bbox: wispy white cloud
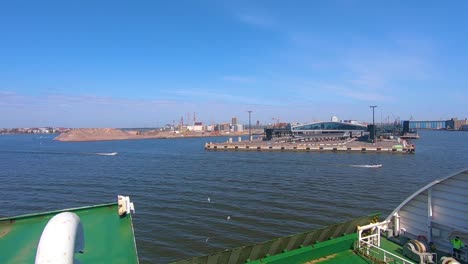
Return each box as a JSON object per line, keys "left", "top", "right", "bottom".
{"left": 0, "top": 92, "right": 191, "bottom": 127}
{"left": 222, "top": 75, "right": 256, "bottom": 83}
{"left": 0, "top": 90, "right": 16, "bottom": 96}
{"left": 346, "top": 54, "right": 431, "bottom": 82}
{"left": 287, "top": 42, "right": 433, "bottom": 102}
{"left": 337, "top": 49, "right": 433, "bottom": 102}
{"left": 0, "top": 90, "right": 286, "bottom": 127}
{"left": 336, "top": 88, "right": 395, "bottom": 102}
{"left": 170, "top": 89, "right": 276, "bottom": 106}
{"left": 0, "top": 90, "right": 38, "bottom": 107}
{"left": 238, "top": 13, "right": 274, "bottom": 28}
{"left": 280, "top": 79, "right": 395, "bottom": 103}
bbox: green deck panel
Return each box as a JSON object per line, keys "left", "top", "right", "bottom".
{"left": 250, "top": 235, "right": 415, "bottom": 264}
{"left": 246, "top": 233, "right": 368, "bottom": 264}
{"left": 0, "top": 203, "right": 138, "bottom": 264}
{"left": 304, "top": 250, "right": 370, "bottom": 264}
{"left": 316, "top": 250, "right": 369, "bottom": 264}
{"left": 168, "top": 212, "right": 422, "bottom": 264}
{"left": 176, "top": 228, "right": 418, "bottom": 264}
{"left": 380, "top": 237, "right": 408, "bottom": 260}
{"left": 172, "top": 214, "right": 381, "bottom": 264}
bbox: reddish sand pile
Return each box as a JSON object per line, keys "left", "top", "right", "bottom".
{"left": 54, "top": 128, "right": 250, "bottom": 142}
{"left": 54, "top": 128, "right": 134, "bottom": 142}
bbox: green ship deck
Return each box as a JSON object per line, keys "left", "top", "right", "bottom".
{"left": 242, "top": 236, "right": 414, "bottom": 264}
{"left": 172, "top": 169, "right": 468, "bottom": 264}
{"left": 2, "top": 169, "right": 465, "bottom": 263}
{"left": 0, "top": 202, "right": 138, "bottom": 264}
{"left": 171, "top": 214, "right": 408, "bottom": 264}
{"left": 170, "top": 214, "right": 453, "bottom": 264}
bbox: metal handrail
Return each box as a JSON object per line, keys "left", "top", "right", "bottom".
{"left": 357, "top": 239, "right": 414, "bottom": 264}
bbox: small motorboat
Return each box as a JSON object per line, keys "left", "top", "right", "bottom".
{"left": 96, "top": 152, "right": 118, "bottom": 156}
{"left": 350, "top": 164, "right": 382, "bottom": 168}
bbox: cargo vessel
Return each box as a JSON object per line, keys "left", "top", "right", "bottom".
{"left": 1, "top": 170, "right": 466, "bottom": 263}
{"left": 173, "top": 169, "right": 467, "bottom": 264}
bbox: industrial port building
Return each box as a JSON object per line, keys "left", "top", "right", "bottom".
{"left": 291, "top": 121, "right": 367, "bottom": 136}
{"left": 404, "top": 118, "right": 468, "bottom": 130}
{"left": 265, "top": 121, "right": 368, "bottom": 140}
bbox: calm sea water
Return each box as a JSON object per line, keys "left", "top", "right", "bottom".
{"left": 0, "top": 131, "right": 466, "bottom": 263}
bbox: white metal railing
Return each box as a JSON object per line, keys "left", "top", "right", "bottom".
{"left": 356, "top": 239, "right": 415, "bottom": 264}
{"left": 361, "top": 233, "right": 379, "bottom": 247}
{"left": 356, "top": 221, "right": 416, "bottom": 264}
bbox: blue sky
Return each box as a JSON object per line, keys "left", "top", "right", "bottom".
{"left": 1, "top": 1, "right": 467, "bottom": 128}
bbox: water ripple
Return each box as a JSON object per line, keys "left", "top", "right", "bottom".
{"left": 0, "top": 131, "right": 466, "bottom": 263}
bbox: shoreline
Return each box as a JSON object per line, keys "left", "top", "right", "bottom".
{"left": 53, "top": 128, "right": 258, "bottom": 142}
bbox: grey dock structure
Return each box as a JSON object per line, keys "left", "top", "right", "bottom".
{"left": 205, "top": 139, "right": 415, "bottom": 154}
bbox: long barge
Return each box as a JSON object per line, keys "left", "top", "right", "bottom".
{"left": 205, "top": 138, "right": 416, "bottom": 153}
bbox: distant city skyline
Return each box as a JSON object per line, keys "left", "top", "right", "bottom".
{"left": 1, "top": 1, "right": 467, "bottom": 128}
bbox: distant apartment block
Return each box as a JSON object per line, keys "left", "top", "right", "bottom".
{"left": 231, "top": 117, "right": 237, "bottom": 126}
{"left": 0, "top": 127, "right": 69, "bottom": 134}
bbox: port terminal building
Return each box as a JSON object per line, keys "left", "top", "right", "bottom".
{"left": 291, "top": 122, "right": 367, "bottom": 137}
{"left": 264, "top": 121, "right": 368, "bottom": 141}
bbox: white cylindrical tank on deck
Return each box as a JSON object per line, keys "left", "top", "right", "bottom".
{"left": 35, "top": 212, "right": 84, "bottom": 264}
